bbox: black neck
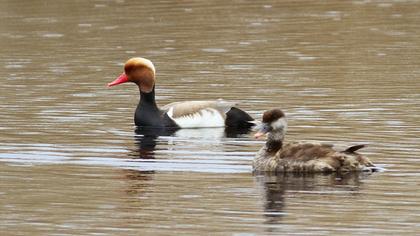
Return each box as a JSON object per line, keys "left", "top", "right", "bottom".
{"left": 266, "top": 140, "right": 283, "bottom": 154}
{"left": 135, "top": 86, "right": 162, "bottom": 127}
{"left": 139, "top": 86, "right": 157, "bottom": 106}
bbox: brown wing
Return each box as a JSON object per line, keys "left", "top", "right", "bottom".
{"left": 278, "top": 142, "right": 336, "bottom": 161}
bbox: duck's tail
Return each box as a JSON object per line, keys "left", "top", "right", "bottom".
{"left": 225, "top": 107, "right": 255, "bottom": 129}
{"left": 343, "top": 144, "right": 366, "bottom": 153}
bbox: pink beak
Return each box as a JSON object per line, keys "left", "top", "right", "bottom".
{"left": 107, "top": 73, "right": 129, "bottom": 87}
{"left": 254, "top": 132, "right": 266, "bottom": 139}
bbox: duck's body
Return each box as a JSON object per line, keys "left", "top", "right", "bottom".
{"left": 254, "top": 141, "right": 375, "bottom": 173}
{"left": 253, "top": 109, "right": 376, "bottom": 173}
{"left": 108, "top": 57, "right": 254, "bottom": 129}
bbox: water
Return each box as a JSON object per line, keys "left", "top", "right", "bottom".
{"left": 1, "top": 0, "right": 420, "bottom": 235}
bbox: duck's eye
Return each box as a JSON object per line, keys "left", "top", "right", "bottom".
{"left": 256, "top": 123, "right": 272, "bottom": 134}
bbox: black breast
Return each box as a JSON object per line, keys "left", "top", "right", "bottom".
{"left": 134, "top": 87, "right": 179, "bottom": 129}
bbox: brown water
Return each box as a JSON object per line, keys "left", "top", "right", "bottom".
{"left": 1, "top": 0, "right": 420, "bottom": 235}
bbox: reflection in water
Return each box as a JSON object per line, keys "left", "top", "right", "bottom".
{"left": 132, "top": 126, "right": 252, "bottom": 159}
{"left": 255, "top": 172, "right": 370, "bottom": 225}
{"left": 225, "top": 126, "right": 254, "bottom": 138}
{"left": 174, "top": 126, "right": 252, "bottom": 139}
{"left": 132, "top": 127, "right": 176, "bottom": 159}
{"left": 122, "top": 169, "right": 154, "bottom": 196}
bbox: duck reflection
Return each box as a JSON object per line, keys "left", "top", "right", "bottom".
{"left": 123, "top": 126, "right": 252, "bottom": 198}
{"left": 122, "top": 169, "right": 155, "bottom": 195}
{"left": 131, "top": 127, "right": 176, "bottom": 159}
{"left": 131, "top": 126, "right": 252, "bottom": 159}
{"left": 255, "top": 172, "right": 372, "bottom": 225}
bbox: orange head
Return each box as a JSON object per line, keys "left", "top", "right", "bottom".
{"left": 108, "top": 57, "right": 156, "bottom": 92}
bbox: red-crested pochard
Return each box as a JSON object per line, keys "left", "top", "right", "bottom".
{"left": 253, "top": 109, "right": 377, "bottom": 173}
{"left": 108, "top": 57, "right": 254, "bottom": 129}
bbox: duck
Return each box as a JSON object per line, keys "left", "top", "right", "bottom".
{"left": 253, "top": 109, "right": 376, "bottom": 173}
{"left": 108, "top": 57, "right": 254, "bottom": 130}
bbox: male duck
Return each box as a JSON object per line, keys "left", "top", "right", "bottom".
{"left": 108, "top": 57, "right": 254, "bottom": 129}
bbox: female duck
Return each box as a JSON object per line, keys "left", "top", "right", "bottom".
{"left": 108, "top": 57, "right": 254, "bottom": 129}
{"left": 253, "top": 109, "right": 376, "bottom": 173}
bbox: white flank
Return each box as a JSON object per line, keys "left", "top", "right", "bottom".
{"left": 167, "top": 107, "right": 225, "bottom": 128}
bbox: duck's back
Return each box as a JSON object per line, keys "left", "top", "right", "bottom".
{"left": 279, "top": 142, "right": 334, "bottom": 161}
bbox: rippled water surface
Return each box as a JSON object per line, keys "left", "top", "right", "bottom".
{"left": 1, "top": 0, "right": 420, "bottom": 235}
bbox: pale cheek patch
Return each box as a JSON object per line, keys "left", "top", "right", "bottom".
{"left": 271, "top": 117, "right": 287, "bottom": 131}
